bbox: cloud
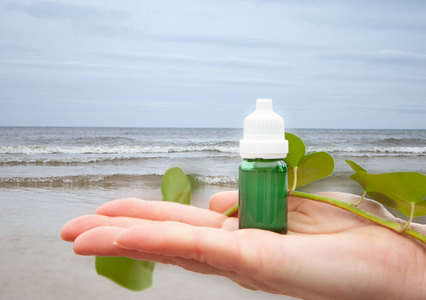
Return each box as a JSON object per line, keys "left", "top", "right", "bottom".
{"left": 1, "top": 1, "right": 325, "bottom": 51}
{"left": 150, "top": 33, "right": 326, "bottom": 51}
{"left": 0, "top": 41, "right": 41, "bottom": 52}
{"left": 0, "top": 1, "right": 329, "bottom": 54}
{"left": 0, "top": 59, "right": 154, "bottom": 76}
{"left": 326, "top": 49, "right": 426, "bottom": 66}
{"left": 2, "top": 1, "right": 129, "bottom": 36}
{"left": 300, "top": 70, "right": 426, "bottom": 83}
{"left": 212, "top": 77, "right": 292, "bottom": 86}
{"left": 175, "top": 76, "right": 292, "bottom": 87}
{"left": 295, "top": 1, "right": 426, "bottom": 33}
{"left": 94, "top": 50, "right": 290, "bottom": 69}
{"left": 0, "top": 50, "right": 290, "bottom": 80}
{"left": 1, "top": 59, "right": 112, "bottom": 69}
{"left": 398, "top": 107, "right": 426, "bottom": 114}
{"left": 358, "top": 50, "right": 426, "bottom": 65}
{"left": 319, "top": 13, "right": 426, "bottom": 34}
{"left": 364, "top": 18, "right": 426, "bottom": 33}
{"left": 2, "top": 1, "right": 127, "bottom": 21}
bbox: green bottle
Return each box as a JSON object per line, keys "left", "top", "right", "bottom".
{"left": 239, "top": 99, "right": 289, "bottom": 234}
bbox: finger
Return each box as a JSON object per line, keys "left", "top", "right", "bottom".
{"left": 95, "top": 198, "right": 227, "bottom": 228}
{"left": 73, "top": 225, "right": 237, "bottom": 278}
{"left": 73, "top": 226, "right": 127, "bottom": 256}
{"left": 114, "top": 221, "right": 249, "bottom": 272}
{"left": 73, "top": 225, "right": 179, "bottom": 261}
{"left": 73, "top": 225, "right": 185, "bottom": 263}
{"left": 209, "top": 191, "right": 238, "bottom": 213}
{"left": 221, "top": 217, "right": 239, "bottom": 231}
{"left": 61, "top": 214, "right": 151, "bottom": 242}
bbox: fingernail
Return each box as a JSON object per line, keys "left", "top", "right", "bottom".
{"left": 112, "top": 241, "right": 133, "bottom": 250}
{"left": 74, "top": 250, "right": 91, "bottom": 256}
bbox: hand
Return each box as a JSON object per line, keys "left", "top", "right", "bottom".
{"left": 61, "top": 191, "right": 426, "bottom": 300}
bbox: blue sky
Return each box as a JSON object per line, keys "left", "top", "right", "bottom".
{"left": 1, "top": 0, "right": 425, "bottom": 129}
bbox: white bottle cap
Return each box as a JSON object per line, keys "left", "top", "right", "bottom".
{"left": 240, "top": 99, "right": 288, "bottom": 159}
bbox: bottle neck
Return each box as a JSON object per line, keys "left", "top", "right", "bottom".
{"left": 243, "top": 158, "right": 284, "bottom": 162}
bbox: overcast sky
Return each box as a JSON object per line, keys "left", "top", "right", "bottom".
{"left": 1, "top": 0, "right": 425, "bottom": 129}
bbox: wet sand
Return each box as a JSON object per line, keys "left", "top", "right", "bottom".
{"left": 0, "top": 184, "right": 297, "bottom": 300}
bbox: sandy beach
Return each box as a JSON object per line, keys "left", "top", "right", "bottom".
{"left": 0, "top": 184, "right": 295, "bottom": 300}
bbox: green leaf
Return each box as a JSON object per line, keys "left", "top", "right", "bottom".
{"left": 95, "top": 167, "right": 191, "bottom": 291}
{"left": 345, "top": 160, "right": 367, "bottom": 173}
{"left": 161, "top": 167, "right": 191, "bottom": 204}
{"left": 95, "top": 257, "right": 155, "bottom": 291}
{"left": 284, "top": 132, "right": 306, "bottom": 169}
{"left": 291, "top": 151, "right": 335, "bottom": 188}
{"left": 284, "top": 133, "right": 334, "bottom": 191}
{"left": 350, "top": 172, "right": 426, "bottom": 217}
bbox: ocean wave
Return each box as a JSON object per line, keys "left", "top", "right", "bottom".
{"left": 0, "top": 174, "right": 163, "bottom": 188}
{"left": 376, "top": 137, "right": 426, "bottom": 146}
{"left": 0, "top": 156, "right": 148, "bottom": 165}
{"left": 1, "top": 144, "right": 424, "bottom": 168}
{"left": 190, "top": 175, "right": 238, "bottom": 185}
{"left": 0, "top": 154, "right": 240, "bottom": 165}
{"left": 0, "top": 144, "right": 239, "bottom": 155}
{"left": 0, "top": 175, "right": 107, "bottom": 186}
{"left": 2, "top": 141, "right": 424, "bottom": 156}
{"left": 70, "top": 136, "right": 136, "bottom": 144}
{"left": 307, "top": 146, "right": 426, "bottom": 155}
{"left": 0, "top": 173, "right": 239, "bottom": 188}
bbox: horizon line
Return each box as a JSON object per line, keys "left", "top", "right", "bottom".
{"left": 0, "top": 125, "right": 425, "bottom": 130}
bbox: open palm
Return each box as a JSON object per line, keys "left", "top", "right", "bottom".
{"left": 61, "top": 191, "right": 426, "bottom": 300}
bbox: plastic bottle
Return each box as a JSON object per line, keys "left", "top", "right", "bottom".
{"left": 239, "top": 99, "right": 289, "bottom": 233}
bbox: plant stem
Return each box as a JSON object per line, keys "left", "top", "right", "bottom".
{"left": 354, "top": 191, "right": 366, "bottom": 207}
{"left": 289, "top": 167, "right": 298, "bottom": 196}
{"left": 399, "top": 202, "right": 415, "bottom": 233}
{"left": 224, "top": 203, "right": 239, "bottom": 217}
{"left": 294, "top": 191, "right": 426, "bottom": 244}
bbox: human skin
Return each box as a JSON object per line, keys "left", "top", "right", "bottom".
{"left": 61, "top": 192, "right": 426, "bottom": 300}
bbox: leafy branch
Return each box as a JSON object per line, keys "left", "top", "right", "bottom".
{"left": 281, "top": 134, "right": 426, "bottom": 243}
{"left": 285, "top": 133, "right": 334, "bottom": 195}
{"left": 345, "top": 160, "right": 426, "bottom": 232}
{"left": 293, "top": 191, "right": 426, "bottom": 243}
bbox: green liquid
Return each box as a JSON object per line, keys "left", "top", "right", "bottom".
{"left": 239, "top": 159, "right": 288, "bottom": 234}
